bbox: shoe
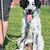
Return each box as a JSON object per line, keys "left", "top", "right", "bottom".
{"left": 0, "top": 44, "right": 3, "bottom": 50}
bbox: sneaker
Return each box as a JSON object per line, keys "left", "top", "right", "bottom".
{"left": 0, "top": 44, "right": 3, "bottom": 50}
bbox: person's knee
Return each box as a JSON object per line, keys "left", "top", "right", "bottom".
{"left": 0, "top": 13, "right": 9, "bottom": 21}
{"left": 3, "top": 16, "right": 9, "bottom": 21}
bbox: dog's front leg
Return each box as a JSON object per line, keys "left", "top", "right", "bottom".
{"left": 36, "top": 17, "right": 44, "bottom": 50}
{"left": 32, "top": 16, "right": 44, "bottom": 50}
{"left": 20, "top": 17, "right": 26, "bottom": 43}
{"left": 18, "top": 17, "right": 26, "bottom": 50}
{"left": 19, "top": 40, "right": 25, "bottom": 50}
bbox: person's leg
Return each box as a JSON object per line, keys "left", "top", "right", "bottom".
{"left": 0, "top": 20, "right": 4, "bottom": 45}
{"left": 0, "top": 21, "right": 8, "bottom": 50}
{"left": 0, "top": 0, "right": 12, "bottom": 50}
{"left": 0, "top": 1, "right": 4, "bottom": 50}
{"left": 2, "top": 0, "right": 13, "bottom": 42}
{"left": 0, "top": 21, "right": 8, "bottom": 44}
{"left": 2, "top": 21, "right": 8, "bottom": 39}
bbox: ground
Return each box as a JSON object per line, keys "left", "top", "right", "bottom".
{"left": 3, "top": 5, "right": 50, "bottom": 50}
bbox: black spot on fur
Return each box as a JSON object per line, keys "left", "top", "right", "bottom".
{"left": 20, "top": 0, "right": 41, "bottom": 9}
{"left": 20, "top": 0, "right": 29, "bottom": 9}
{"left": 35, "top": 0, "right": 41, "bottom": 8}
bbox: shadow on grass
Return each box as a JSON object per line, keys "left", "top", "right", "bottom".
{"left": 3, "top": 34, "right": 21, "bottom": 49}
{"left": 3, "top": 37, "right": 9, "bottom": 49}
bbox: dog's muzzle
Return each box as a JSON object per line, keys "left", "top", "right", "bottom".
{"left": 26, "top": 9, "right": 33, "bottom": 23}
{"left": 27, "top": 9, "right": 32, "bottom": 14}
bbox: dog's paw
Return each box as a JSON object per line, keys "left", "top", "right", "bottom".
{"left": 16, "top": 49, "right": 19, "bottom": 50}
{"left": 25, "top": 38, "right": 33, "bottom": 45}
{"left": 17, "top": 38, "right": 21, "bottom": 47}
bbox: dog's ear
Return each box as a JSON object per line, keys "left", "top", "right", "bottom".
{"left": 19, "top": 0, "right": 29, "bottom": 9}
{"left": 19, "top": 0, "right": 25, "bottom": 9}
{"left": 35, "top": 0, "right": 41, "bottom": 8}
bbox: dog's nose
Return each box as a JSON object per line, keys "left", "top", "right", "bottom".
{"left": 28, "top": 9, "right": 32, "bottom": 13}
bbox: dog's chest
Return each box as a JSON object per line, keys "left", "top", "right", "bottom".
{"left": 25, "top": 14, "right": 34, "bottom": 39}
{"left": 25, "top": 27, "right": 33, "bottom": 44}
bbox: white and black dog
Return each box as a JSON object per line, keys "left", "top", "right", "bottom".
{"left": 17, "top": 0, "right": 44, "bottom": 50}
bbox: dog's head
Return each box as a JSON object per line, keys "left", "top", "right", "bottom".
{"left": 20, "top": 0, "right": 41, "bottom": 11}
{"left": 20, "top": 0, "right": 41, "bottom": 15}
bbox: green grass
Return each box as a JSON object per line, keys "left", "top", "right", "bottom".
{"left": 41, "top": 6, "right": 50, "bottom": 50}
{"left": 4, "top": 5, "right": 50, "bottom": 50}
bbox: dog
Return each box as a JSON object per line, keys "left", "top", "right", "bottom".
{"left": 17, "top": 0, "right": 44, "bottom": 50}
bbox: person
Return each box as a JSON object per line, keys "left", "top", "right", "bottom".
{"left": 0, "top": 0, "right": 13, "bottom": 50}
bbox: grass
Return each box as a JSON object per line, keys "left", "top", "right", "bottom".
{"left": 4, "top": 5, "right": 50, "bottom": 50}
{"left": 40, "top": 6, "right": 50, "bottom": 50}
